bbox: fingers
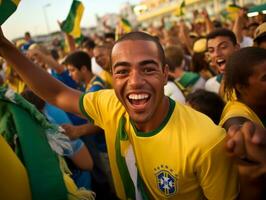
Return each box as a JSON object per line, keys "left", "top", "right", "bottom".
{"left": 242, "top": 121, "right": 266, "bottom": 145}
{"left": 226, "top": 125, "right": 246, "bottom": 158}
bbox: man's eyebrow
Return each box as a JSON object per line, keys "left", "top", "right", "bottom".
{"left": 139, "top": 60, "right": 159, "bottom": 66}
{"left": 217, "top": 41, "right": 230, "bottom": 46}
{"left": 113, "top": 61, "right": 131, "bottom": 69}
{"left": 208, "top": 40, "right": 230, "bottom": 49}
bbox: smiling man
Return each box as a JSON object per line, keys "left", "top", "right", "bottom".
{"left": 205, "top": 28, "right": 240, "bottom": 95}
{"left": 0, "top": 30, "right": 238, "bottom": 199}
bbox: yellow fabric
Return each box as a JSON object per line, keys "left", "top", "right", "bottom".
{"left": 219, "top": 100, "right": 264, "bottom": 128}
{"left": 5, "top": 79, "right": 26, "bottom": 93}
{"left": 80, "top": 90, "right": 239, "bottom": 199}
{"left": 0, "top": 135, "right": 32, "bottom": 200}
{"left": 4, "top": 65, "right": 26, "bottom": 93}
{"left": 70, "top": 2, "right": 84, "bottom": 38}
{"left": 98, "top": 70, "right": 113, "bottom": 88}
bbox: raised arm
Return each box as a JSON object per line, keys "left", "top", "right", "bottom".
{"left": 0, "top": 27, "right": 82, "bottom": 116}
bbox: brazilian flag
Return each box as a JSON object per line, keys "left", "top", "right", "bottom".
{"left": 61, "top": 0, "right": 84, "bottom": 38}
{"left": 0, "top": 0, "right": 20, "bottom": 25}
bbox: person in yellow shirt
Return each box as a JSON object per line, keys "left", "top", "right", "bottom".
{"left": 0, "top": 28, "right": 239, "bottom": 199}
{"left": 220, "top": 47, "right": 266, "bottom": 199}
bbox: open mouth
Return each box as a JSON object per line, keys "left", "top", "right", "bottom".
{"left": 216, "top": 58, "right": 226, "bottom": 67}
{"left": 127, "top": 93, "right": 150, "bottom": 106}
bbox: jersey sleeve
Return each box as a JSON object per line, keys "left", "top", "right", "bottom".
{"left": 79, "top": 89, "right": 120, "bottom": 128}
{"left": 196, "top": 135, "right": 239, "bottom": 200}
{"left": 219, "top": 101, "right": 263, "bottom": 127}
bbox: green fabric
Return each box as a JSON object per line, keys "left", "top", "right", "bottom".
{"left": 216, "top": 74, "right": 223, "bottom": 83}
{"left": 115, "top": 116, "right": 135, "bottom": 199}
{"left": 0, "top": 86, "right": 68, "bottom": 200}
{"left": 0, "top": 0, "right": 20, "bottom": 25}
{"left": 61, "top": 0, "right": 82, "bottom": 33}
{"left": 248, "top": 3, "right": 266, "bottom": 13}
{"left": 178, "top": 72, "right": 200, "bottom": 88}
{"left": 131, "top": 98, "right": 175, "bottom": 137}
{"left": 137, "top": 171, "right": 150, "bottom": 200}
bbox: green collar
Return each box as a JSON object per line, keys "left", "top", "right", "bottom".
{"left": 131, "top": 98, "right": 175, "bottom": 137}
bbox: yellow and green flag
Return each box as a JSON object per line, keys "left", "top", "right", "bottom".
{"left": 61, "top": 0, "right": 84, "bottom": 38}
{"left": 225, "top": 4, "right": 241, "bottom": 20}
{"left": 174, "top": 0, "right": 185, "bottom": 16}
{"left": 115, "top": 17, "right": 132, "bottom": 40}
{"left": 0, "top": 0, "right": 20, "bottom": 25}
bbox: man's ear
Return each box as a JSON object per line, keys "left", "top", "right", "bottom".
{"left": 163, "top": 64, "right": 169, "bottom": 85}
{"left": 235, "top": 43, "right": 240, "bottom": 51}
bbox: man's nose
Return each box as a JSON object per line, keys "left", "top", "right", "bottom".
{"left": 128, "top": 69, "right": 144, "bottom": 89}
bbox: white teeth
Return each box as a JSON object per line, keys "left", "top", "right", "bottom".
{"left": 128, "top": 94, "right": 149, "bottom": 100}
{"left": 217, "top": 59, "right": 225, "bottom": 63}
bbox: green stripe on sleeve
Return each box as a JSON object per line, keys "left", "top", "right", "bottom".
{"left": 79, "top": 93, "right": 94, "bottom": 124}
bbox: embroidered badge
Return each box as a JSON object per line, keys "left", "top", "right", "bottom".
{"left": 154, "top": 165, "right": 178, "bottom": 197}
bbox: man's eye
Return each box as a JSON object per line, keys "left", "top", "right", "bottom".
{"left": 208, "top": 48, "right": 214, "bottom": 53}
{"left": 143, "top": 67, "right": 155, "bottom": 73}
{"left": 220, "top": 45, "right": 228, "bottom": 49}
{"left": 115, "top": 69, "right": 128, "bottom": 75}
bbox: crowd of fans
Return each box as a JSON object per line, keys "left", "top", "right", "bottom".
{"left": 0, "top": 7, "right": 266, "bottom": 200}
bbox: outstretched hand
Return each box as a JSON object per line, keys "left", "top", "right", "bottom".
{"left": 226, "top": 121, "right": 266, "bottom": 178}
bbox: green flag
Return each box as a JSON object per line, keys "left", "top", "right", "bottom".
{"left": 0, "top": 0, "right": 20, "bottom": 25}
{"left": 61, "top": 0, "right": 84, "bottom": 38}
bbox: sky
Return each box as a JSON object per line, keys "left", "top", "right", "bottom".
{"left": 2, "top": 0, "right": 141, "bottom": 40}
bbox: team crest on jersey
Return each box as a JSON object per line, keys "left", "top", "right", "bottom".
{"left": 154, "top": 165, "right": 178, "bottom": 197}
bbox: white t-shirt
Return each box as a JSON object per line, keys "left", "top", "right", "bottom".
{"left": 164, "top": 81, "right": 185, "bottom": 104}
{"left": 240, "top": 36, "right": 253, "bottom": 48}
{"left": 91, "top": 57, "right": 103, "bottom": 76}
{"left": 205, "top": 76, "right": 220, "bottom": 94}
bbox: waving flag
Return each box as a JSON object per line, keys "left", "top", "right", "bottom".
{"left": 61, "top": 0, "right": 84, "bottom": 38}
{"left": 0, "top": 0, "right": 20, "bottom": 25}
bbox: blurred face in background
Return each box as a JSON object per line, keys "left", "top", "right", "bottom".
{"left": 207, "top": 36, "right": 239, "bottom": 74}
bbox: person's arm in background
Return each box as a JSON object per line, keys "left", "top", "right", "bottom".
{"left": 224, "top": 120, "right": 266, "bottom": 200}
{"left": 179, "top": 21, "right": 193, "bottom": 55}
{"left": 62, "top": 123, "right": 104, "bottom": 140}
{"left": 67, "top": 139, "right": 94, "bottom": 170}
{"left": 0, "top": 27, "right": 82, "bottom": 116}
{"left": 27, "top": 48, "right": 65, "bottom": 74}
{"left": 233, "top": 9, "right": 247, "bottom": 45}
{"left": 201, "top": 9, "right": 213, "bottom": 35}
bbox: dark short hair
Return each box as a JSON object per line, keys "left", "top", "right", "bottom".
{"left": 104, "top": 32, "right": 115, "bottom": 40}
{"left": 63, "top": 51, "right": 91, "bottom": 71}
{"left": 81, "top": 38, "right": 96, "bottom": 50}
{"left": 164, "top": 45, "right": 184, "bottom": 72}
{"left": 225, "top": 47, "right": 266, "bottom": 99}
{"left": 207, "top": 28, "right": 237, "bottom": 45}
{"left": 186, "top": 89, "right": 225, "bottom": 124}
{"left": 113, "top": 31, "right": 166, "bottom": 66}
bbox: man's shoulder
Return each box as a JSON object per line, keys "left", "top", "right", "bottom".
{"left": 173, "top": 103, "right": 225, "bottom": 147}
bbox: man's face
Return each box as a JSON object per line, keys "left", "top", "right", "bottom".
{"left": 67, "top": 64, "right": 82, "bottom": 84}
{"left": 111, "top": 40, "right": 168, "bottom": 129}
{"left": 238, "top": 62, "right": 266, "bottom": 109}
{"left": 207, "top": 36, "right": 239, "bottom": 74}
{"left": 93, "top": 47, "right": 110, "bottom": 71}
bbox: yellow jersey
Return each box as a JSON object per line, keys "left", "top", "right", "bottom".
{"left": 220, "top": 100, "right": 265, "bottom": 128}
{"left": 80, "top": 90, "right": 238, "bottom": 199}
{"left": 0, "top": 135, "right": 32, "bottom": 200}
{"left": 98, "top": 70, "right": 113, "bottom": 88}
